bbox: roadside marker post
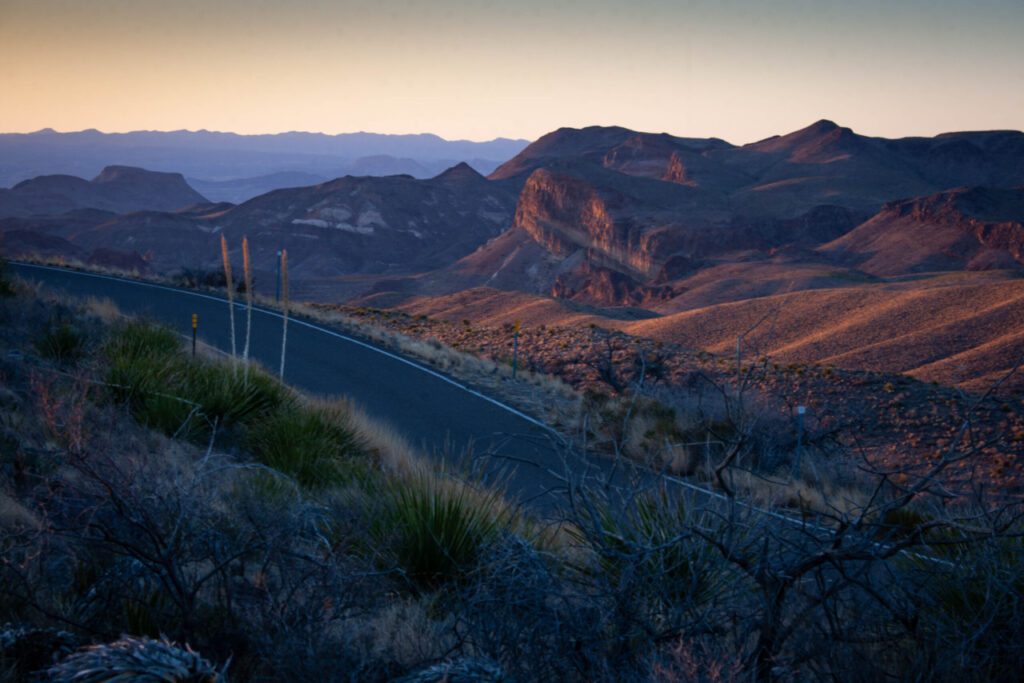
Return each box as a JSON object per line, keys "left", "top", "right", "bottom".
{"left": 191, "top": 313, "right": 198, "bottom": 358}
{"left": 512, "top": 320, "right": 521, "bottom": 379}
{"left": 793, "top": 405, "right": 806, "bottom": 476}
{"left": 275, "top": 250, "right": 282, "bottom": 303}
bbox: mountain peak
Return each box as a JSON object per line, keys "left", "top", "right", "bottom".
{"left": 434, "top": 162, "right": 485, "bottom": 182}
{"left": 807, "top": 119, "right": 840, "bottom": 132}
{"left": 92, "top": 165, "right": 171, "bottom": 183}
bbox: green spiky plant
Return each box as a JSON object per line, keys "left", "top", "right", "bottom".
{"left": 105, "top": 319, "right": 289, "bottom": 441}
{"left": 374, "top": 473, "right": 510, "bottom": 591}
{"left": 244, "top": 401, "right": 368, "bottom": 489}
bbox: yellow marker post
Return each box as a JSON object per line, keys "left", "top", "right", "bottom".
{"left": 191, "top": 313, "right": 198, "bottom": 358}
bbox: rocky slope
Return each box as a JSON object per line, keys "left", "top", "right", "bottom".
{"left": 0, "top": 163, "right": 521, "bottom": 297}
{"left": 819, "top": 186, "right": 1024, "bottom": 275}
{"left": 459, "top": 121, "right": 1024, "bottom": 308}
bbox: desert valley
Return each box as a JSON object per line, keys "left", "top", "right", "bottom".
{"left": 3, "top": 0, "right": 1024, "bottom": 679}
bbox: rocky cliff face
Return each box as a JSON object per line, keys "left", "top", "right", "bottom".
{"left": 513, "top": 169, "right": 657, "bottom": 277}
{"left": 661, "top": 152, "right": 694, "bottom": 185}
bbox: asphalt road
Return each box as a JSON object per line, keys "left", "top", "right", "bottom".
{"left": 12, "top": 262, "right": 631, "bottom": 510}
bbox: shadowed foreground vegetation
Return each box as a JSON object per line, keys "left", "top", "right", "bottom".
{"left": 1, "top": 263, "right": 1023, "bottom": 682}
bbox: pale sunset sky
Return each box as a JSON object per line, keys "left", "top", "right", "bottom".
{"left": 1, "top": 0, "right": 1021, "bottom": 143}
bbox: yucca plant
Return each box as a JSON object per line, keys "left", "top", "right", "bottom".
{"left": 105, "top": 320, "right": 287, "bottom": 440}
{"left": 104, "top": 321, "right": 184, "bottom": 406}
{"left": 375, "top": 473, "right": 509, "bottom": 591}
{"left": 245, "top": 401, "right": 367, "bottom": 489}
{"left": 182, "top": 361, "right": 287, "bottom": 428}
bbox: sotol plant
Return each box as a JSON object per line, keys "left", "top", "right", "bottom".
{"left": 279, "top": 248, "right": 289, "bottom": 380}
{"left": 242, "top": 235, "right": 254, "bottom": 381}
{"left": 220, "top": 234, "right": 237, "bottom": 365}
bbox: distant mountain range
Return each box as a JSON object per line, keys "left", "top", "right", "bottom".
{"left": 2, "top": 119, "right": 1023, "bottom": 389}
{"left": 0, "top": 128, "right": 529, "bottom": 201}
{"left": 0, "top": 165, "right": 208, "bottom": 218}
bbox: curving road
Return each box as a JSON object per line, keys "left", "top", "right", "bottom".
{"left": 12, "top": 262, "right": 633, "bottom": 510}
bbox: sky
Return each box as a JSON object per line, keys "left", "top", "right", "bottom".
{"left": 1, "top": 0, "right": 1022, "bottom": 143}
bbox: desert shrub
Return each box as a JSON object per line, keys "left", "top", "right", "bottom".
{"left": 33, "top": 318, "right": 87, "bottom": 366}
{"left": 171, "top": 267, "right": 229, "bottom": 290}
{"left": 452, "top": 535, "right": 614, "bottom": 680}
{"left": 565, "top": 488, "right": 731, "bottom": 673}
{"left": 0, "top": 259, "right": 14, "bottom": 298}
{"left": 913, "top": 537, "right": 1024, "bottom": 681}
{"left": 245, "top": 402, "right": 368, "bottom": 489}
{"left": 373, "top": 474, "right": 510, "bottom": 591}
{"left": 574, "top": 492, "right": 721, "bottom": 609}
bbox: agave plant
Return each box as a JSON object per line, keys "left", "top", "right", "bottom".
{"left": 45, "top": 636, "right": 227, "bottom": 683}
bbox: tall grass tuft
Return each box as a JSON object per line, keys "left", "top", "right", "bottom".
{"left": 241, "top": 236, "right": 253, "bottom": 381}
{"left": 245, "top": 400, "right": 368, "bottom": 489}
{"left": 374, "top": 473, "right": 509, "bottom": 591}
{"left": 220, "top": 234, "right": 236, "bottom": 364}
{"left": 279, "top": 248, "right": 289, "bottom": 380}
